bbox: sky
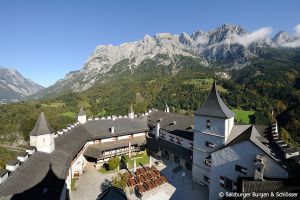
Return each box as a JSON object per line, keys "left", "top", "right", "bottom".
{"left": 0, "top": 0, "right": 299, "bottom": 87}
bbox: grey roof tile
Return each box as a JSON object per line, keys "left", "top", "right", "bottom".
{"left": 0, "top": 169, "right": 8, "bottom": 177}
{"left": 30, "top": 112, "right": 55, "bottom": 136}
{"left": 78, "top": 107, "right": 86, "bottom": 116}
{"left": 83, "top": 136, "right": 146, "bottom": 159}
{"left": 97, "top": 186, "right": 127, "bottom": 200}
{"left": 194, "top": 81, "right": 235, "bottom": 118}
{"left": 148, "top": 110, "right": 194, "bottom": 140}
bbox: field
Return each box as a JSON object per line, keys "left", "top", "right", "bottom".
{"left": 233, "top": 109, "right": 255, "bottom": 124}
{"left": 60, "top": 111, "right": 77, "bottom": 118}
{"left": 41, "top": 102, "right": 65, "bottom": 108}
{"left": 183, "top": 78, "right": 228, "bottom": 93}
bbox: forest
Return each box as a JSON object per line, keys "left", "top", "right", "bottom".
{"left": 0, "top": 48, "right": 299, "bottom": 167}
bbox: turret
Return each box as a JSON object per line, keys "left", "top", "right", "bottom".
{"left": 78, "top": 107, "right": 87, "bottom": 124}
{"left": 128, "top": 104, "right": 134, "bottom": 119}
{"left": 29, "top": 112, "right": 55, "bottom": 153}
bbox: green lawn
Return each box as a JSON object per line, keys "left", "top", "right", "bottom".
{"left": 98, "top": 152, "right": 150, "bottom": 174}
{"left": 183, "top": 78, "right": 227, "bottom": 93}
{"left": 125, "top": 153, "right": 150, "bottom": 169}
{"left": 99, "top": 167, "right": 119, "bottom": 174}
{"left": 233, "top": 109, "right": 255, "bottom": 124}
{"left": 60, "top": 111, "right": 77, "bottom": 118}
{"left": 41, "top": 102, "right": 65, "bottom": 108}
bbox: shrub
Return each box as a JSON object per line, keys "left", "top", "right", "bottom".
{"left": 108, "top": 157, "right": 120, "bottom": 170}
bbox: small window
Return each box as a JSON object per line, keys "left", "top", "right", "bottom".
{"left": 189, "top": 142, "right": 193, "bottom": 149}
{"left": 205, "top": 141, "right": 215, "bottom": 148}
{"left": 225, "top": 178, "right": 233, "bottom": 191}
{"left": 176, "top": 138, "right": 182, "bottom": 145}
{"left": 206, "top": 120, "right": 211, "bottom": 129}
{"left": 160, "top": 133, "right": 165, "bottom": 138}
{"left": 169, "top": 135, "right": 174, "bottom": 142}
{"left": 235, "top": 164, "right": 247, "bottom": 174}
{"left": 204, "top": 176, "right": 211, "bottom": 183}
{"left": 220, "top": 176, "right": 233, "bottom": 191}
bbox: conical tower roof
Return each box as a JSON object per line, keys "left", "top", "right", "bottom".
{"left": 78, "top": 107, "right": 86, "bottom": 116}
{"left": 30, "top": 112, "right": 55, "bottom": 136}
{"left": 195, "top": 81, "right": 235, "bottom": 118}
{"left": 129, "top": 104, "right": 134, "bottom": 113}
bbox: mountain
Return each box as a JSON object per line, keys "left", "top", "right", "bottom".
{"left": 0, "top": 67, "right": 44, "bottom": 103}
{"left": 32, "top": 24, "right": 300, "bottom": 98}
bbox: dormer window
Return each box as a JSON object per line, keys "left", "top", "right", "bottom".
{"left": 206, "top": 120, "right": 211, "bottom": 129}
{"left": 170, "top": 121, "right": 177, "bottom": 126}
{"left": 205, "top": 141, "right": 215, "bottom": 148}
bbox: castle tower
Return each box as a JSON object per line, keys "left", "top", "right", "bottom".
{"left": 77, "top": 107, "right": 87, "bottom": 124}
{"left": 165, "top": 103, "right": 170, "bottom": 113}
{"left": 128, "top": 104, "right": 134, "bottom": 119}
{"left": 29, "top": 112, "right": 55, "bottom": 153}
{"left": 192, "top": 81, "right": 235, "bottom": 185}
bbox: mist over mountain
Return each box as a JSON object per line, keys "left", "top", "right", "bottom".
{"left": 0, "top": 66, "right": 44, "bottom": 103}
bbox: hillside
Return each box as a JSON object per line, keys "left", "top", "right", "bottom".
{"left": 30, "top": 24, "right": 300, "bottom": 99}
{"left": 0, "top": 48, "right": 299, "bottom": 148}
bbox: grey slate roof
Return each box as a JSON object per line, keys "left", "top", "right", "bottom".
{"left": 237, "top": 177, "right": 300, "bottom": 194}
{"left": 30, "top": 112, "right": 55, "bottom": 136}
{"left": 84, "top": 117, "right": 149, "bottom": 139}
{"left": 148, "top": 110, "right": 194, "bottom": 140}
{"left": 78, "top": 107, "right": 86, "bottom": 116}
{"left": 0, "top": 169, "right": 8, "bottom": 177}
{"left": 6, "top": 159, "right": 18, "bottom": 166}
{"left": 0, "top": 116, "right": 150, "bottom": 198}
{"left": 194, "top": 81, "right": 235, "bottom": 118}
{"left": 25, "top": 146, "right": 36, "bottom": 150}
{"left": 226, "top": 125, "right": 271, "bottom": 155}
{"left": 146, "top": 136, "right": 193, "bottom": 161}
{"left": 83, "top": 136, "right": 146, "bottom": 159}
{"left": 0, "top": 125, "right": 91, "bottom": 199}
{"left": 97, "top": 186, "right": 127, "bottom": 200}
{"left": 17, "top": 151, "right": 28, "bottom": 157}
{"left": 213, "top": 125, "right": 287, "bottom": 170}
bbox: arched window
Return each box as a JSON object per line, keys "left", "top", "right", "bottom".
{"left": 206, "top": 120, "right": 211, "bottom": 129}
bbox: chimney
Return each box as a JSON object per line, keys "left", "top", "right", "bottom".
{"left": 129, "top": 104, "right": 134, "bottom": 119}
{"left": 155, "top": 122, "right": 160, "bottom": 139}
{"left": 254, "top": 155, "right": 264, "bottom": 181}
{"left": 110, "top": 126, "right": 115, "bottom": 134}
{"left": 165, "top": 103, "right": 170, "bottom": 113}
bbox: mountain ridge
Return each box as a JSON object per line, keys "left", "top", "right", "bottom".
{"left": 0, "top": 66, "right": 44, "bottom": 103}
{"left": 28, "top": 24, "right": 300, "bottom": 98}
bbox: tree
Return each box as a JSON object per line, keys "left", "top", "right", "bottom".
{"left": 111, "top": 173, "right": 128, "bottom": 189}
{"left": 108, "top": 157, "right": 120, "bottom": 170}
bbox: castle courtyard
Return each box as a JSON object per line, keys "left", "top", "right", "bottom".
{"left": 69, "top": 160, "right": 208, "bottom": 200}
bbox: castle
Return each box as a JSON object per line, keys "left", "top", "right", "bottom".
{"left": 0, "top": 81, "right": 298, "bottom": 200}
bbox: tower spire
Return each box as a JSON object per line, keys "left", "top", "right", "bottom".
{"left": 195, "top": 81, "right": 235, "bottom": 118}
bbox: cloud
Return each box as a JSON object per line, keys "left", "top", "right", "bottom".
{"left": 205, "top": 27, "right": 272, "bottom": 49}
{"left": 281, "top": 24, "right": 300, "bottom": 48}
{"left": 295, "top": 24, "right": 300, "bottom": 36}
{"left": 235, "top": 27, "right": 272, "bottom": 46}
